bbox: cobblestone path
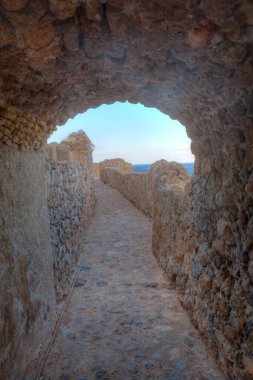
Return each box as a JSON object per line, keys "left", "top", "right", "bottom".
{"left": 42, "top": 180, "right": 223, "bottom": 380}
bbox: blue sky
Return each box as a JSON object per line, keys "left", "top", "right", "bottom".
{"left": 48, "top": 102, "right": 194, "bottom": 164}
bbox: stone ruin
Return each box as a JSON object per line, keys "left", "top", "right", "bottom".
{"left": 93, "top": 158, "right": 132, "bottom": 178}
{"left": 0, "top": 1, "right": 252, "bottom": 379}
{"left": 46, "top": 131, "right": 95, "bottom": 302}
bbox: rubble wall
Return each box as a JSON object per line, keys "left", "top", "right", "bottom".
{"left": 100, "top": 168, "right": 152, "bottom": 216}
{"left": 101, "top": 156, "right": 253, "bottom": 379}
{"left": 45, "top": 132, "right": 96, "bottom": 302}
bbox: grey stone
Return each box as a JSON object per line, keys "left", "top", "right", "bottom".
{"left": 120, "top": 319, "right": 134, "bottom": 325}
{"left": 176, "top": 359, "right": 189, "bottom": 372}
{"left": 80, "top": 265, "right": 91, "bottom": 271}
{"left": 59, "top": 375, "right": 71, "bottom": 380}
{"left": 125, "top": 343, "right": 138, "bottom": 352}
{"left": 96, "top": 281, "right": 108, "bottom": 287}
{"left": 191, "top": 264, "right": 202, "bottom": 278}
{"left": 75, "top": 278, "right": 87, "bottom": 287}
{"left": 67, "top": 333, "right": 76, "bottom": 341}
{"left": 141, "top": 282, "right": 158, "bottom": 288}
{"left": 95, "top": 370, "right": 110, "bottom": 379}
{"left": 213, "top": 256, "right": 226, "bottom": 269}
{"left": 132, "top": 306, "right": 140, "bottom": 312}
{"left": 183, "top": 337, "right": 195, "bottom": 348}
{"left": 92, "top": 335, "right": 101, "bottom": 341}
{"left": 127, "top": 363, "right": 139, "bottom": 373}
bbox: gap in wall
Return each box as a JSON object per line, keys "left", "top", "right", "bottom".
{"left": 48, "top": 101, "right": 195, "bottom": 174}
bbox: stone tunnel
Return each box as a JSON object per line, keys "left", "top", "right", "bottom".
{"left": 0, "top": 1, "right": 252, "bottom": 379}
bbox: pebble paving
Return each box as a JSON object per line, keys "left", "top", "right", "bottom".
{"left": 42, "top": 180, "right": 224, "bottom": 380}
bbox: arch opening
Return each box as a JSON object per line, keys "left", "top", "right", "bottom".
{"left": 48, "top": 101, "right": 195, "bottom": 170}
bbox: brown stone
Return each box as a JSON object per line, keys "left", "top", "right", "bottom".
{"left": 187, "top": 19, "right": 215, "bottom": 49}
{"left": 26, "top": 41, "right": 61, "bottom": 63}
{"left": 48, "top": 0, "right": 82, "bottom": 20}
{"left": 0, "top": 17, "right": 15, "bottom": 48}
{"left": 186, "top": 239, "right": 195, "bottom": 253}
{"left": 99, "top": 158, "right": 132, "bottom": 173}
{"left": 0, "top": 2, "right": 252, "bottom": 379}
{"left": 23, "top": 22, "right": 56, "bottom": 50}
{"left": 239, "top": 1, "right": 253, "bottom": 26}
{"left": 2, "top": 0, "right": 28, "bottom": 11}
{"left": 245, "top": 183, "right": 253, "bottom": 198}
{"left": 201, "top": 0, "right": 235, "bottom": 24}
{"left": 63, "top": 24, "right": 80, "bottom": 52}
{"left": 212, "top": 239, "right": 225, "bottom": 255}
{"left": 85, "top": 0, "right": 103, "bottom": 22}
{"left": 93, "top": 163, "right": 100, "bottom": 178}
{"left": 248, "top": 261, "right": 253, "bottom": 280}
{"left": 243, "top": 355, "right": 253, "bottom": 376}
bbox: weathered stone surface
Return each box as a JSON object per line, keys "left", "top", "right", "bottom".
{"left": 152, "top": 162, "right": 190, "bottom": 281}
{"left": 23, "top": 21, "right": 56, "bottom": 50}
{"left": 46, "top": 132, "right": 95, "bottom": 302}
{"left": 99, "top": 158, "right": 132, "bottom": 173}
{"left": 85, "top": 0, "right": 103, "bottom": 22}
{"left": 0, "top": 17, "right": 16, "bottom": 48}
{"left": 0, "top": 0, "right": 251, "bottom": 130}
{"left": 101, "top": 160, "right": 192, "bottom": 282}
{"left": 93, "top": 162, "right": 100, "bottom": 177}
{"left": 0, "top": 1, "right": 252, "bottom": 379}
{"left": 148, "top": 160, "right": 189, "bottom": 214}
{"left": 48, "top": 0, "right": 82, "bottom": 21}
{"left": 0, "top": 147, "right": 56, "bottom": 380}
{"left": 101, "top": 160, "right": 190, "bottom": 218}
{"left": 0, "top": 100, "right": 54, "bottom": 150}
{"left": 42, "top": 180, "right": 223, "bottom": 380}
{"left": 102, "top": 155, "right": 253, "bottom": 380}
{"left": 101, "top": 167, "right": 152, "bottom": 216}
{"left": 2, "top": 0, "right": 28, "bottom": 12}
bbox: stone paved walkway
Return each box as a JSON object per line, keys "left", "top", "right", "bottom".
{"left": 42, "top": 180, "right": 224, "bottom": 380}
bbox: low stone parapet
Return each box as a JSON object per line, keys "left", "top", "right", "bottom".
{"left": 99, "top": 158, "right": 132, "bottom": 173}
{"left": 152, "top": 170, "right": 191, "bottom": 283}
{"left": 93, "top": 163, "right": 100, "bottom": 178}
{"left": 101, "top": 161, "right": 191, "bottom": 281}
{"left": 100, "top": 160, "right": 189, "bottom": 218}
{"left": 100, "top": 168, "right": 152, "bottom": 216}
{"left": 45, "top": 131, "right": 95, "bottom": 302}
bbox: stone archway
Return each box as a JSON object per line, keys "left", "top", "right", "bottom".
{"left": 0, "top": 1, "right": 252, "bottom": 379}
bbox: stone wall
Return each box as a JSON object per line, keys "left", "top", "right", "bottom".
{"left": 0, "top": 127, "right": 96, "bottom": 378}
{"left": 177, "top": 125, "right": 253, "bottom": 379}
{"left": 102, "top": 157, "right": 253, "bottom": 379}
{"left": 152, "top": 162, "right": 253, "bottom": 378}
{"left": 100, "top": 168, "right": 152, "bottom": 216}
{"left": 93, "top": 159, "right": 132, "bottom": 179}
{"left": 0, "top": 147, "right": 56, "bottom": 380}
{"left": 0, "top": 1, "right": 253, "bottom": 378}
{"left": 0, "top": 99, "right": 55, "bottom": 150}
{"left": 99, "top": 158, "right": 132, "bottom": 173}
{"left": 45, "top": 132, "right": 95, "bottom": 302}
{"left": 93, "top": 163, "right": 100, "bottom": 178}
{"left": 152, "top": 167, "right": 192, "bottom": 282}
{"left": 100, "top": 160, "right": 189, "bottom": 217}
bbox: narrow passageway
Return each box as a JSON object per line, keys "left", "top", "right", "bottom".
{"left": 42, "top": 180, "right": 223, "bottom": 380}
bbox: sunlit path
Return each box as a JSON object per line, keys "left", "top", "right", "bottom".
{"left": 42, "top": 180, "right": 223, "bottom": 380}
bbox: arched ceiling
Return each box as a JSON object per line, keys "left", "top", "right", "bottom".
{"left": 0, "top": 0, "right": 252, "bottom": 130}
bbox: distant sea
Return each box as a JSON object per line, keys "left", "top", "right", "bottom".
{"left": 132, "top": 163, "right": 194, "bottom": 176}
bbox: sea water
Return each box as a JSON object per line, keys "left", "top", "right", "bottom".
{"left": 132, "top": 163, "right": 194, "bottom": 176}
